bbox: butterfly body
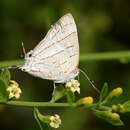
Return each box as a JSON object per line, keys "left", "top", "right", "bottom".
{"left": 20, "top": 13, "right": 79, "bottom": 83}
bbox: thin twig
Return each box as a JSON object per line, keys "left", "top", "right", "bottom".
{"left": 0, "top": 50, "right": 130, "bottom": 68}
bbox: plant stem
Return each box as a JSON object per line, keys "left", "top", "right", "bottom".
{"left": 4, "top": 101, "right": 97, "bottom": 108}
{"left": 0, "top": 60, "right": 24, "bottom": 68}
{"left": 80, "top": 50, "right": 130, "bottom": 62}
{"left": 5, "top": 101, "right": 75, "bottom": 107}
{"left": 0, "top": 50, "right": 130, "bottom": 68}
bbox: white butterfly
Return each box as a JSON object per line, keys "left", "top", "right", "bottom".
{"left": 20, "top": 13, "right": 79, "bottom": 83}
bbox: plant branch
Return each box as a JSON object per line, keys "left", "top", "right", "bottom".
{"left": 5, "top": 101, "right": 72, "bottom": 107}
{"left": 80, "top": 50, "right": 130, "bottom": 62}
{"left": 0, "top": 50, "right": 130, "bottom": 68}
{"left": 3, "top": 100, "right": 98, "bottom": 109}
{"left": 0, "top": 60, "right": 24, "bottom": 68}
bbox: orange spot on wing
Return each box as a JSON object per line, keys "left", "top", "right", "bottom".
{"left": 66, "top": 45, "right": 74, "bottom": 49}
{"left": 70, "top": 53, "right": 77, "bottom": 58}
{"left": 60, "top": 60, "right": 67, "bottom": 65}
{"left": 52, "top": 61, "right": 57, "bottom": 64}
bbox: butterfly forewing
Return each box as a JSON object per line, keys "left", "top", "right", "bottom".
{"left": 33, "top": 14, "right": 78, "bottom": 54}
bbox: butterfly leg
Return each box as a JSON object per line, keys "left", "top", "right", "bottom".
{"left": 52, "top": 79, "right": 64, "bottom": 96}
{"left": 52, "top": 81, "right": 56, "bottom": 96}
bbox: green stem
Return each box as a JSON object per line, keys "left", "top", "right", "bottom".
{"left": 5, "top": 101, "right": 73, "bottom": 107}
{"left": 4, "top": 101, "right": 98, "bottom": 109}
{"left": 0, "top": 60, "right": 24, "bottom": 68}
{"left": 80, "top": 50, "right": 130, "bottom": 62}
{"left": 83, "top": 103, "right": 111, "bottom": 111}
{"left": 0, "top": 50, "right": 130, "bottom": 68}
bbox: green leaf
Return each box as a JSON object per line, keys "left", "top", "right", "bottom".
{"left": 93, "top": 110, "right": 124, "bottom": 126}
{"left": 67, "top": 90, "right": 75, "bottom": 105}
{"left": 0, "top": 69, "right": 10, "bottom": 102}
{"left": 50, "top": 85, "right": 66, "bottom": 103}
{"left": 99, "top": 82, "right": 108, "bottom": 103}
{"left": 121, "top": 100, "right": 130, "bottom": 113}
{"left": 34, "top": 107, "right": 50, "bottom": 130}
{"left": 0, "top": 79, "right": 8, "bottom": 102}
{"left": 0, "top": 69, "right": 11, "bottom": 86}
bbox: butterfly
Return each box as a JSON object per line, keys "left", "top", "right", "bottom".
{"left": 20, "top": 13, "right": 79, "bottom": 84}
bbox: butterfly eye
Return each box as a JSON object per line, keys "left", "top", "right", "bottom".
{"left": 22, "top": 68, "right": 25, "bottom": 71}
{"left": 28, "top": 53, "right": 32, "bottom": 57}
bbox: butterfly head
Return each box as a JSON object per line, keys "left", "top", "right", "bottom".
{"left": 20, "top": 50, "right": 34, "bottom": 72}
{"left": 25, "top": 50, "right": 33, "bottom": 60}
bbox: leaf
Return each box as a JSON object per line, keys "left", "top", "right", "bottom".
{"left": 99, "top": 82, "right": 108, "bottom": 103}
{"left": 121, "top": 100, "right": 130, "bottom": 113}
{"left": 34, "top": 107, "right": 50, "bottom": 130}
{"left": 0, "top": 69, "right": 11, "bottom": 86}
{"left": 93, "top": 110, "right": 124, "bottom": 126}
{"left": 0, "top": 79, "right": 8, "bottom": 102}
{"left": 0, "top": 69, "right": 10, "bottom": 102}
{"left": 50, "top": 85, "right": 66, "bottom": 103}
{"left": 67, "top": 90, "right": 75, "bottom": 105}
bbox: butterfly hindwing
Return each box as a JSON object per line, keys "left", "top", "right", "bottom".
{"left": 22, "top": 13, "right": 79, "bottom": 83}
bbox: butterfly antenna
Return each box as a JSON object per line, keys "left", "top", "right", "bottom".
{"left": 7, "top": 65, "right": 20, "bottom": 69}
{"left": 21, "top": 42, "right": 26, "bottom": 55}
{"left": 79, "top": 68, "right": 100, "bottom": 93}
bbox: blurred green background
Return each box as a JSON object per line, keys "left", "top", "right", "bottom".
{"left": 0, "top": 0, "right": 130, "bottom": 130}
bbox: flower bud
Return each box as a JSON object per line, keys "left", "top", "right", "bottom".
{"left": 109, "top": 88, "right": 123, "bottom": 98}
{"left": 119, "top": 104, "right": 124, "bottom": 110}
{"left": 103, "top": 88, "right": 123, "bottom": 104}
{"left": 112, "top": 104, "right": 124, "bottom": 113}
{"left": 110, "top": 113, "right": 120, "bottom": 120}
{"left": 112, "top": 105, "right": 118, "bottom": 112}
{"left": 76, "top": 96, "right": 93, "bottom": 106}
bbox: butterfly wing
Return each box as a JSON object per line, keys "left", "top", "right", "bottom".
{"left": 22, "top": 13, "right": 79, "bottom": 83}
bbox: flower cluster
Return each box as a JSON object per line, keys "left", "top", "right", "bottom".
{"left": 65, "top": 79, "right": 80, "bottom": 93}
{"left": 49, "top": 114, "right": 61, "bottom": 128}
{"left": 6, "top": 80, "right": 22, "bottom": 99}
{"left": 37, "top": 112, "right": 61, "bottom": 129}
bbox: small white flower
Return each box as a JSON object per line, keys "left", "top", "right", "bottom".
{"left": 6, "top": 80, "right": 22, "bottom": 99}
{"left": 65, "top": 79, "right": 80, "bottom": 94}
{"left": 49, "top": 114, "right": 61, "bottom": 128}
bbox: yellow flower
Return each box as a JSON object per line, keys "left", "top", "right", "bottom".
{"left": 6, "top": 80, "right": 22, "bottom": 99}
{"left": 49, "top": 114, "right": 61, "bottom": 128}
{"left": 66, "top": 79, "right": 80, "bottom": 94}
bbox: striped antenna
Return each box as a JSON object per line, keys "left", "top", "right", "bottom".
{"left": 21, "top": 42, "right": 26, "bottom": 55}
{"left": 79, "top": 68, "right": 100, "bottom": 93}
{"left": 8, "top": 65, "right": 20, "bottom": 69}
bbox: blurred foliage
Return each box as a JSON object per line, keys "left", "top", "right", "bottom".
{"left": 1, "top": 70, "right": 130, "bottom": 130}
{"left": 0, "top": 0, "right": 130, "bottom": 130}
